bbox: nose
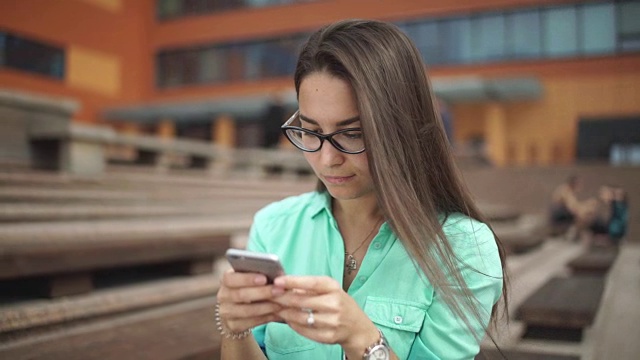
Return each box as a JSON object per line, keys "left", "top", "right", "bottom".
{"left": 318, "top": 139, "right": 345, "bottom": 168}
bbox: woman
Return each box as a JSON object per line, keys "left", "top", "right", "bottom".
{"left": 549, "top": 175, "right": 598, "bottom": 241}
{"left": 216, "top": 19, "right": 507, "bottom": 360}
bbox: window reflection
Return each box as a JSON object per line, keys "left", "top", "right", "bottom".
{"left": 157, "top": 0, "right": 319, "bottom": 20}
{"left": 155, "top": 0, "right": 640, "bottom": 88}
{"left": 0, "top": 32, "right": 65, "bottom": 79}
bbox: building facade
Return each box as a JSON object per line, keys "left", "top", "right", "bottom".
{"left": 1, "top": 0, "right": 639, "bottom": 165}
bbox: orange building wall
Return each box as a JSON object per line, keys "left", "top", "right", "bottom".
{"left": 452, "top": 57, "right": 640, "bottom": 166}
{"left": 0, "top": 0, "right": 153, "bottom": 123}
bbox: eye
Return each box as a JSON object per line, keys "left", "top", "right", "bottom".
{"left": 343, "top": 132, "right": 363, "bottom": 140}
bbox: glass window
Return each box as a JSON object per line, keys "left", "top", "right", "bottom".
{"left": 580, "top": 3, "right": 615, "bottom": 54}
{"left": 507, "top": 10, "right": 542, "bottom": 59}
{"left": 0, "top": 32, "right": 6, "bottom": 66}
{"left": 543, "top": 7, "right": 578, "bottom": 57}
{"left": 619, "top": 1, "right": 640, "bottom": 35}
{"left": 416, "top": 21, "right": 441, "bottom": 65}
{"left": 227, "top": 44, "right": 245, "bottom": 81}
{"left": 157, "top": 0, "right": 319, "bottom": 20}
{"left": 244, "top": 42, "right": 266, "bottom": 80}
{"left": 156, "top": 1, "right": 640, "bottom": 87}
{"left": 158, "top": 0, "right": 182, "bottom": 19}
{"left": 619, "top": 1, "right": 640, "bottom": 51}
{"left": 2, "top": 33, "right": 65, "bottom": 79}
{"left": 471, "top": 14, "right": 506, "bottom": 61}
{"left": 439, "top": 18, "right": 473, "bottom": 64}
{"left": 199, "top": 48, "right": 227, "bottom": 83}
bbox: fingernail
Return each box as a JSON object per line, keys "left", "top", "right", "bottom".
{"left": 274, "top": 277, "right": 285, "bottom": 286}
{"left": 254, "top": 275, "right": 267, "bottom": 285}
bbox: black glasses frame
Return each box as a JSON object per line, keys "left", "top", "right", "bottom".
{"left": 281, "top": 111, "right": 365, "bottom": 154}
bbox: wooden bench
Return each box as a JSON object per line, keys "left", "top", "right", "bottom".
{"left": 0, "top": 297, "right": 222, "bottom": 360}
{"left": 0, "top": 216, "right": 251, "bottom": 298}
{"left": 26, "top": 120, "right": 313, "bottom": 179}
{"left": 28, "top": 122, "right": 232, "bottom": 175}
{"left": 0, "top": 199, "right": 271, "bottom": 222}
{"left": 29, "top": 122, "right": 115, "bottom": 176}
{"left": 516, "top": 276, "right": 606, "bottom": 342}
{"left": 479, "top": 202, "right": 521, "bottom": 223}
{"left": 567, "top": 247, "right": 618, "bottom": 275}
{"left": 491, "top": 214, "right": 547, "bottom": 254}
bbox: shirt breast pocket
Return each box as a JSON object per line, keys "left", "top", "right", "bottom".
{"left": 265, "top": 322, "right": 316, "bottom": 358}
{"left": 364, "top": 296, "right": 427, "bottom": 359}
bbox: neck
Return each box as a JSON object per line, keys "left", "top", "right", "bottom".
{"left": 332, "top": 193, "right": 383, "bottom": 226}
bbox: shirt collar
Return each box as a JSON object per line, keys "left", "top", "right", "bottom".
{"left": 310, "top": 191, "right": 332, "bottom": 219}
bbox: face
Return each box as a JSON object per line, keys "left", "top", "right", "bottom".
{"left": 298, "top": 72, "right": 374, "bottom": 202}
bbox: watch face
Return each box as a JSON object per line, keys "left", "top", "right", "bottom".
{"left": 369, "top": 345, "right": 390, "bottom": 360}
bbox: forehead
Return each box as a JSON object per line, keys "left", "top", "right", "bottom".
{"left": 298, "top": 72, "right": 359, "bottom": 125}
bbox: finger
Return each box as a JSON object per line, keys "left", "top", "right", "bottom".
{"left": 277, "top": 307, "right": 333, "bottom": 328}
{"left": 226, "top": 313, "right": 282, "bottom": 333}
{"left": 222, "top": 301, "right": 282, "bottom": 320}
{"left": 271, "top": 292, "right": 339, "bottom": 313}
{"left": 273, "top": 276, "right": 340, "bottom": 293}
{"left": 223, "top": 269, "right": 268, "bottom": 288}
{"left": 225, "top": 285, "right": 279, "bottom": 304}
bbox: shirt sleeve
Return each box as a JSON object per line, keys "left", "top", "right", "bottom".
{"left": 407, "top": 223, "right": 504, "bottom": 360}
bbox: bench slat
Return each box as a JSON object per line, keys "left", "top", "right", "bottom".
{"left": 0, "top": 298, "right": 221, "bottom": 360}
{"left": 516, "top": 276, "right": 605, "bottom": 329}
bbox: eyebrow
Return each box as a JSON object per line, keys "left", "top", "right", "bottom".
{"left": 299, "top": 113, "right": 361, "bottom": 127}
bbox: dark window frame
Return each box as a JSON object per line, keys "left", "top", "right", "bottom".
{"left": 0, "top": 30, "right": 65, "bottom": 80}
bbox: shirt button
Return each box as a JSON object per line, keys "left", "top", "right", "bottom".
{"left": 394, "top": 316, "right": 403, "bottom": 324}
{"left": 359, "top": 276, "right": 367, "bottom": 282}
{"left": 373, "top": 242, "right": 382, "bottom": 249}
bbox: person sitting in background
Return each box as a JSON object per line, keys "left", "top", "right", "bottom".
{"left": 589, "top": 185, "right": 628, "bottom": 246}
{"left": 549, "top": 175, "right": 598, "bottom": 240}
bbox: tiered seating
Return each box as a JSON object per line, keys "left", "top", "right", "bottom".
{"left": 0, "top": 167, "right": 314, "bottom": 359}
{"left": 477, "top": 239, "right": 639, "bottom": 359}
{"left": 480, "top": 202, "right": 548, "bottom": 254}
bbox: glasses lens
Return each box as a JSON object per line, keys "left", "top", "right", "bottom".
{"left": 332, "top": 130, "right": 365, "bottom": 153}
{"left": 285, "top": 128, "right": 321, "bottom": 151}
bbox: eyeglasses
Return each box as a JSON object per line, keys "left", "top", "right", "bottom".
{"left": 281, "top": 110, "right": 365, "bottom": 154}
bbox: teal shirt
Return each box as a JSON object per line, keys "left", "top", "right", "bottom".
{"left": 247, "top": 191, "right": 503, "bottom": 360}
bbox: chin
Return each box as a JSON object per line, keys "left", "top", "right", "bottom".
{"left": 324, "top": 184, "right": 370, "bottom": 201}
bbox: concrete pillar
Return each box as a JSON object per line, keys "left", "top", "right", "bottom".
{"left": 156, "top": 118, "right": 176, "bottom": 139}
{"left": 212, "top": 114, "right": 236, "bottom": 148}
{"left": 209, "top": 115, "right": 237, "bottom": 174}
{"left": 484, "top": 102, "right": 508, "bottom": 167}
{"left": 120, "top": 122, "right": 141, "bottom": 135}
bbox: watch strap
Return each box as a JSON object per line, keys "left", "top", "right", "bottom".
{"left": 362, "top": 329, "right": 388, "bottom": 359}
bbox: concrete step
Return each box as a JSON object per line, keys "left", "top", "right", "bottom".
{"left": 0, "top": 199, "right": 270, "bottom": 222}
{"left": 0, "top": 297, "right": 221, "bottom": 360}
{"left": 0, "top": 273, "right": 220, "bottom": 335}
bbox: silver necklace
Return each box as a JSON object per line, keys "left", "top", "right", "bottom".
{"left": 344, "top": 219, "right": 382, "bottom": 275}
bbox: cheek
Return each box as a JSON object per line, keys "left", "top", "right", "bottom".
{"left": 303, "top": 152, "right": 320, "bottom": 171}
{"left": 354, "top": 154, "right": 370, "bottom": 174}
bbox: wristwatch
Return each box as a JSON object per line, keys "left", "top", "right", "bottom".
{"left": 363, "top": 329, "right": 390, "bottom": 360}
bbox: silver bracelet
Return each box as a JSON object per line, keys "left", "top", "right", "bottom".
{"left": 215, "top": 303, "right": 252, "bottom": 340}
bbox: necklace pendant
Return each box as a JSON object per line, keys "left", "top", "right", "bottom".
{"left": 345, "top": 253, "right": 357, "bottom": 274}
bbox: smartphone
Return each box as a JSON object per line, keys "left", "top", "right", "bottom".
{"left": 225, "top": 248, "right": 285, "bottom": 284}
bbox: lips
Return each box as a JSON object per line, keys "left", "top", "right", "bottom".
{"left": 323, "top": 175, "right": 355, "bottom": 185}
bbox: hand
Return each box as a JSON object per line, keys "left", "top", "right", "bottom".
{"left": 216, "top": 269, "right": 284, "bottom": 334}
{"left": 270, "top": 275, "right": 380, "bottom": 357}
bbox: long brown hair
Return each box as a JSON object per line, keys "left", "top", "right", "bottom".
{"left": 294, "top": 19, "right": 508, "bottom": 337}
